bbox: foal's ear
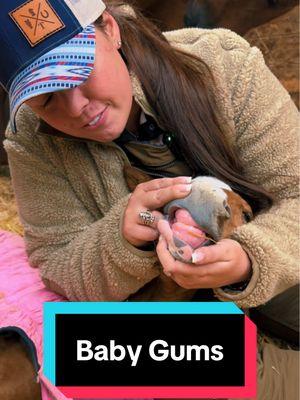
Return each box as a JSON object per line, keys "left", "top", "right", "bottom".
{"left": 123, "top": 165, "right": 152, "bottom": 191}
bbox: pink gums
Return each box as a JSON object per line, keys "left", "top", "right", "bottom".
{"left": 171, "top": 209, "right": 206, "bottom": 249}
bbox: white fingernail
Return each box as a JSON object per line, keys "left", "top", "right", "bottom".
{"left": 192, "top": 252, "right": 204, "bottom": 263}
{"left": 181, "top": 184, "right": 192, "bottom": 192}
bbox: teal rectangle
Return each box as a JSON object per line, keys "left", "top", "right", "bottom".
{"left": 43, "top": 304, "right": 56, "bottom": 384}
{"left": 45, "top": 301, "right": 242, "bottom": 315}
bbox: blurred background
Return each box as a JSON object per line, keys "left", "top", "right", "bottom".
{"left": 0, "top": 0, "right": 299, "bottom": 232}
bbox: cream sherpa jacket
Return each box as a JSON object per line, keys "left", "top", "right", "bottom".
{"left": 4, "top": 28, "right": 299, "bottom": 308}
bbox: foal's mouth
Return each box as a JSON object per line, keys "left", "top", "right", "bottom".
{"left": 166, "top": 207, "right": 216, "bottom": 250}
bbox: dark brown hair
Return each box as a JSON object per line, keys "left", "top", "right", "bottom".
{"left": 96, "top": 0, "right": 273, "bottom": 214}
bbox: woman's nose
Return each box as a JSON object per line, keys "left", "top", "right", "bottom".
{"left": 60, "top": 86, "right": 89, "bottom": 118}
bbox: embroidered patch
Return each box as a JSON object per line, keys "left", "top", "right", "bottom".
{"left": 10, "top": 0, "right": 65, "bottom": 47}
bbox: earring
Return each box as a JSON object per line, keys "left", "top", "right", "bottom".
{"left": 117, "top": 40, "right": 122, "bottom": 48}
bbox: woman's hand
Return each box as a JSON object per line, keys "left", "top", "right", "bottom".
{"left": 122, "top": 176, "right": 192, "bottom": 247}
{"left": 156, "top": 229, "right": 252, "bottom": 289}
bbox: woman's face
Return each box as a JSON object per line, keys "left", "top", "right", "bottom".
{"left": 26, "top": 13, "right": 134, "bottom": 142}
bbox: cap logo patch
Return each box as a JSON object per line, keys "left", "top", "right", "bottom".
{"left": 10, "top": 0, "right": 65, "bottom": 47}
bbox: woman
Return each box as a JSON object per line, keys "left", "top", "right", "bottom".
{"left": 2, "top": 0, "right": 298, "bottom": 306}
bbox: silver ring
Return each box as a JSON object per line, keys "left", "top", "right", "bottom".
{"left": 139, "top": 210, "right": 155, "bottom": 226}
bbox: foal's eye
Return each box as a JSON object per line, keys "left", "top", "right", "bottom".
{"left": 242, "top": 211, "right": 253, "bottom": 223}
{"left": 225, "top": 205, "right": 231, "bottom": 215}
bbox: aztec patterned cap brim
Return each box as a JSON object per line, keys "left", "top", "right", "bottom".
{"left": 0, "top": 0, "right": 106, "bottom": 133}
{"left": 10, "top": 24, "right": 96, "bottom": 132}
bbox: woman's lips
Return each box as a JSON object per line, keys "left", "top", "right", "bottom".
{"left": 84, "top": 106, "right": 108, "bottom": 130}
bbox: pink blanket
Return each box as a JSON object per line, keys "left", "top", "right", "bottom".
{"left": 0, "top": 230, "right": 69, "bottom": 400}
{"left": 0, "top": 230, "right": 148, "bottom": 400}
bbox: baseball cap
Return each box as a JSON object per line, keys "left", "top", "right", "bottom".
{"left": 0, "top": 0, "right": 106, "bottom": 133}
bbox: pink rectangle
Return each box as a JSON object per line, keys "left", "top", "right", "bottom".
{"left": 58, "top": 316, "right": 257, "bottom": 399}
{"left": 58, "top": 385, "right": 255, "bottom": 398}
{"left": 244, "top": 316, "right": 257, "bottom": 393}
